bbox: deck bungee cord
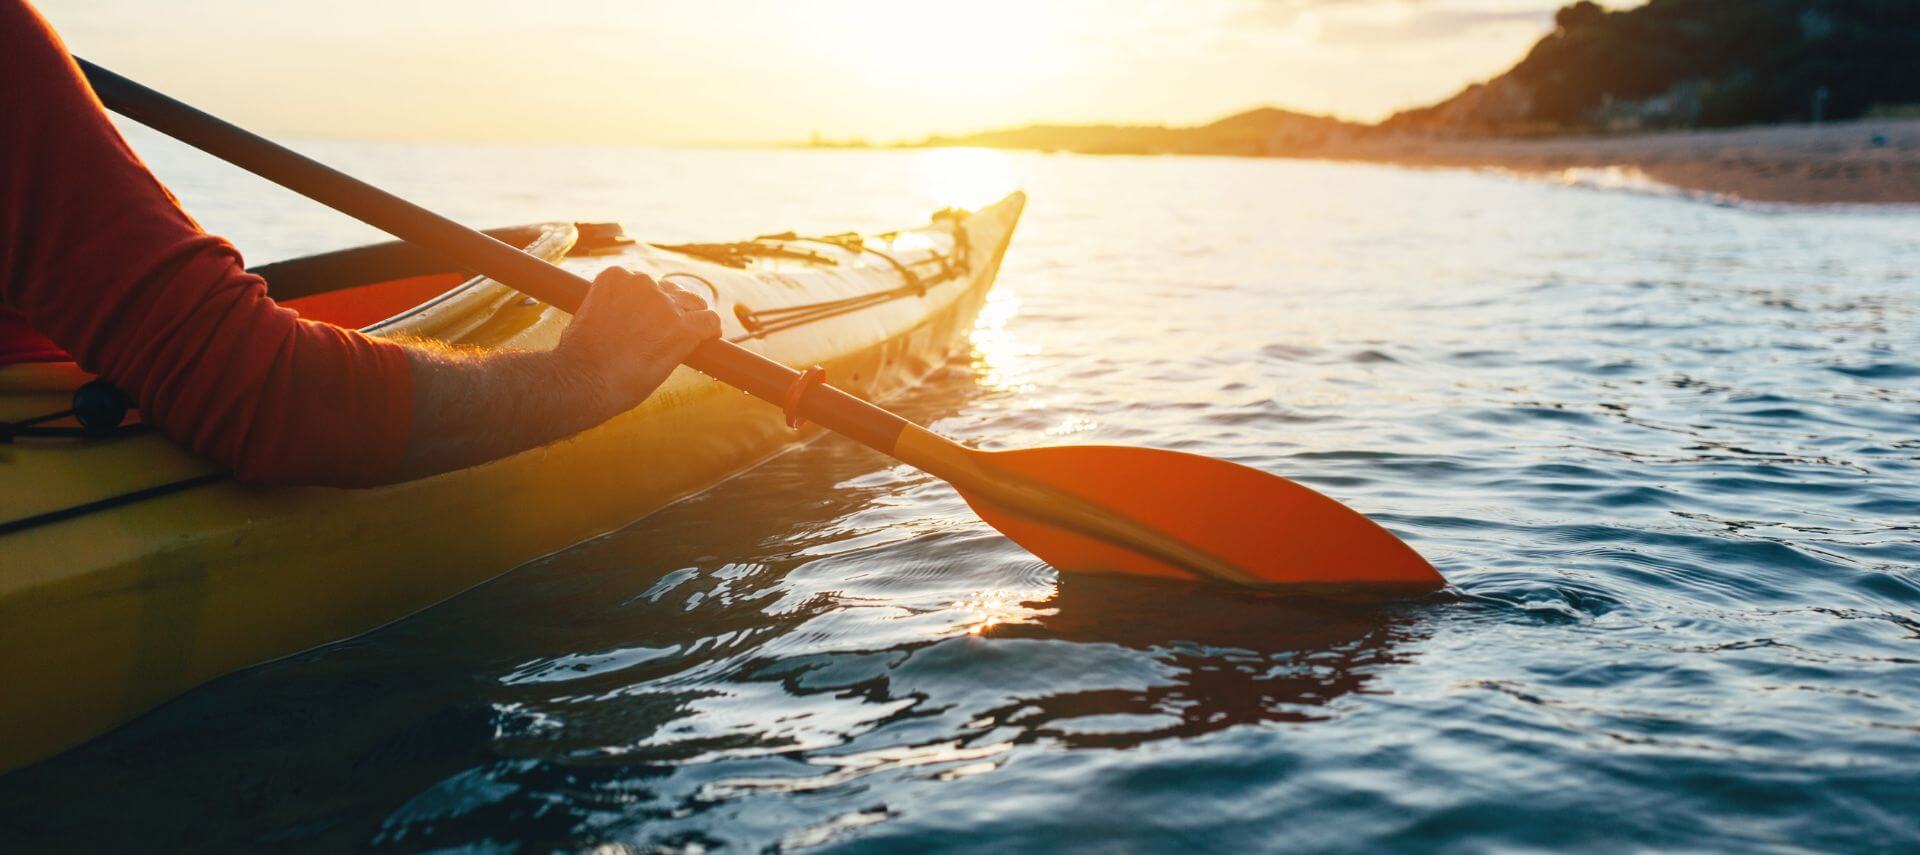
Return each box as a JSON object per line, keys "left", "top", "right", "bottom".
{"left": 664, "top": 220, "right": 972, "bottom": 338}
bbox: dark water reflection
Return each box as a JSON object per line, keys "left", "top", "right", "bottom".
{"left": 984, "top": 577, "right": 1427, "bottom": 749}
{"left": 4, "top": 141, "right": 1919, "bottom": 851}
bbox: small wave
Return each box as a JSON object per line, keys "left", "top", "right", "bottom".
{"left": 1551, "top": 165, "right": 1740, "bottom": 207}
{"left": 1446, "top": 349, "right": 1513, "bottom": 366}
{"left": 1459, "top": 570, "right": 1624, "bottom": 622}
{"left": 1534, "top": 164, "right": 1920, "bottom": 214}
{"left": 1828, "top": 362, "right": 1920, "bottom": 380}
{"left": 1259, "top": 343, "right": 1323, "bottom": 362}
{"left": 501, "top": 645, "right": 680, "bottom": 686}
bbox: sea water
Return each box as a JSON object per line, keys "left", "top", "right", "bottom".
{"left": 2, "top": 132, "right": 1916, "bottom": 851}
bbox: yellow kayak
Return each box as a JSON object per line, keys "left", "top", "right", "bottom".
{"left": 0, "top": 191, "right": 1025, "bottom": 773}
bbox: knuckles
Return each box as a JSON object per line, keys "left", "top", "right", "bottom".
{"left": 580, "top": 266, "right": 721, "bottom": 342}
{"left": 688, "top": 310, "right": 723, "bottom": 338}
{"left": 593, "top": 266, "right": 656, "bottom": 288}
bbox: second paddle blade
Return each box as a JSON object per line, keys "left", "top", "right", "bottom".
{"left": 955, "top": 444, "right": 1445, "bottom": 590}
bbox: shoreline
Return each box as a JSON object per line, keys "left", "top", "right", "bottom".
{"left": 1326, "top": 119, "right": 1920, "bottom": 206}
{"left": 841, "top": 119, "right": 1920, "bottom": 207}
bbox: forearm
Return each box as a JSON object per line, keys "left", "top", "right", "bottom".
{"left": 381, "top": 266, "right": 720, "bottom": 484}
{"left": 386, "top": 340, "right": 623, "bottom": 483}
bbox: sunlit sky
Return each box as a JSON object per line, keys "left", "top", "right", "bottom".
{"left": 36, "top": 0, "right": 1623, "bottom": 145}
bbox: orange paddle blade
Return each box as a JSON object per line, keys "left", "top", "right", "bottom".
{"left": 952, "top": 444, "right": 1444, "bottom": 589}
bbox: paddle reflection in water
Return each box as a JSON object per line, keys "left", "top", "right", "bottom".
{"left": 974, "top": 575, "right": 1427, "bottom": 750}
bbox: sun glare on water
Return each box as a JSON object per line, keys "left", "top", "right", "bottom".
{"left": 952, "top": 590, "right": 1052, "bottom": 636}
{"left": 913, "top": 147, "right": 1017, "bottom": 211}
{"left": 970, "top": 287, "right": 1035, "bottom": 394}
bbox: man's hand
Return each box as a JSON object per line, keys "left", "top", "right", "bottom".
{"left": 387, "top": 266, "right": 722, "bottom": 483}
{"left": 558, "top": 266, "right": 723, "bottom": 415}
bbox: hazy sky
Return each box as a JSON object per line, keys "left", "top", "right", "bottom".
{"left": 35, "top": 0, "right": 1608, "bottom": 144}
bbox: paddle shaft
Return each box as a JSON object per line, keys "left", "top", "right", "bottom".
{"left": 75, "top": 58, "right": 913, "bottom": 453}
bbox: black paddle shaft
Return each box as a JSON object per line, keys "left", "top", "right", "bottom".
{"left": 75, "top": 58, "right": 910, "bottom": 451}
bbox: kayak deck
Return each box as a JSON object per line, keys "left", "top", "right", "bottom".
{"left": 0, "top": 191, "right": 1024, "bottom": 773}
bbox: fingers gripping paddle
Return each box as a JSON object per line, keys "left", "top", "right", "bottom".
{"left": 76, "top": 58, "right": 1445, "bottom": 591}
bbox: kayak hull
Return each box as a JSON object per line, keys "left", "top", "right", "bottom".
{"left": 0, "top": 192, "right": 1024, "bottom": 773}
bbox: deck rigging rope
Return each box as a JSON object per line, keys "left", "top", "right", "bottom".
{"left": 661, "top": 220, "right": 975, "bottom": 341}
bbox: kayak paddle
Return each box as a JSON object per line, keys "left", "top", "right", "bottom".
{"left": 75, "top": 58, "right": 1445, "bottom": 591}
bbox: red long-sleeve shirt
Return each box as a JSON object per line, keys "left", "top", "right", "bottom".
{"left": 1, "top": 0, "right": 412, "bottom": 486}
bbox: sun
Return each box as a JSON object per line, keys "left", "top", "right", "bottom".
{"left": 798, "top": 1, "right": 1085, "bottom": 102}
{"left": 913, "top": 147, "right": 1018, "bottom": 211}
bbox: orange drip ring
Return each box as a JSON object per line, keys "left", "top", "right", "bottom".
{"left": 783, "top": 365, "right": 827, "bottom": 429}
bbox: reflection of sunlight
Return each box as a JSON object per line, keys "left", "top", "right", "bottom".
{"left": 1044, "top": 416, "right": 1099, "bottom": 438}
{"left": 970, "top": 288, "right": 1036, "bottom": 393}
{"left": 938, "top": 761, "right": 999, "bottom": 781}
{"left": 953, "top": 590, "right": 1050, "bottom": 635}
{"left": 705, "top": 740, "right": 1013, "bottom": 798}
{"left": 888, "top": 231, "right": 935, "bottom": 254}
{"left": 914, "top": 147, "right": 1018, "bottom": 211}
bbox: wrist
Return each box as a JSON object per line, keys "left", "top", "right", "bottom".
{"left": 544, "top": 344, "right": 623, "bottom": 429}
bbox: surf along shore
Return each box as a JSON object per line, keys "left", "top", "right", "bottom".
{"left": 857, "top": 115, "right": 1920, "bottom": 207}
{"left": 1331, "top": 119, "right": 1920, "bottom": 206}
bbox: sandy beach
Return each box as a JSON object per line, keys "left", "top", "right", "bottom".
{"left": 1338, "top": 119, "right": 1920, "bottom": 205}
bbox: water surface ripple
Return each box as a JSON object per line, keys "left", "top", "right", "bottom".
{"left": 2, "top": 141, "right": 1917, "bottom": 852}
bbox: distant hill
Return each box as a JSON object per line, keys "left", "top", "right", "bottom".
{"left": 1384, "top": 0, "right": 1920, "bottom": 136}
{"left": 906, "top": 108, "right": 1364, "bottom": 157}
{"left": 837, "top": 0, "right": 1920, "bottom": 156}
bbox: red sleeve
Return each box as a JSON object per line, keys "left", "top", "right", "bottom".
{"left": 0, "top": 0, "right": 412, "bottom": 487}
